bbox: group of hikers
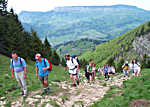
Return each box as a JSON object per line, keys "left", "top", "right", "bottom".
{"left": 84, "top": 63, "right": 115, "bottom": 82}
{"left": 122, "top": 60, "right": 141, "bottom": 77}
{"left": 10, "top": 51, "right": 141, "bottom": 97}
{"left": 10, "top": 51, "right": 51, "bottom": 97}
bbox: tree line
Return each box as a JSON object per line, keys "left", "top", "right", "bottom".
{"left": 0, "top": 1, "right": 62, "bottom": 65}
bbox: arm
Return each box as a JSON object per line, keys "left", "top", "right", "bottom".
{"left": 73, "top": 58, "right": 79, "bottom": 72}
{"left": 65, "top": 65, "right": 68, "bottom": 71}
{"left": 35, "top": 66, "right": 39, "bottom": 78}
{"left": 10, "top": 60, "right": 15, "bottom": 80}
{"left": 11, "top": 68, "right": 15, "bottom": 80}
{"left": 24, "top": 67, "right": 27, "bottom": 79}
{"left": 76, "top": 64, "right": 79, "bottom": 72}
{"left": 21, "top": 58, "right": 27, "bottom": 79}
{"left": 42, "top": 59, "right": 50, "bottom": 71}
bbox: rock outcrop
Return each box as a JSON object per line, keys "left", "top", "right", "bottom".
{"left": 133, "top": 33, "right": 150, "bottom": 57}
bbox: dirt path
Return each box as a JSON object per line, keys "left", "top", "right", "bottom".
{"left": 0, "top": 73, "right": 130, "bottom": 107}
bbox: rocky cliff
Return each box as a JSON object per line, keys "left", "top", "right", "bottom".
{"left": 133, "top": 33, "right": 150, "bottom": 57}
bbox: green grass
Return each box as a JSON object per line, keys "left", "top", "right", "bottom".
{"left": 81, "top": 21, "right": 150, "bottom": 67}
{"left": 91, "top": 69, "right": 150, "bottom": 107}
{"left": 0, "top": 54, "right": 69, "bottom": 101}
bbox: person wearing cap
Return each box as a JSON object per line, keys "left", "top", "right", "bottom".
{"left": 65, "top": 54, "right": 79, "bottom": 87}
{"left": 10, "top": 51, "right": 27, "bottom": 97}
{"left": 35, "top": 53, "right": 50, "bottom": 95}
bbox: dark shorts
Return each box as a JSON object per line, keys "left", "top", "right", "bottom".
{"left": 85, "top": 72, "right": 93, "bottom": 79}
{"left": 69, "top": 73, "right": 77, "bottom": 76}
{"left": 39, "top": 75, "right": 48, "bottom": 81}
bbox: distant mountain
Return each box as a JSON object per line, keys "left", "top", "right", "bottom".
{"left": 80, "top": 20, "right": 150, "bottom": 67}
{"left": 18, "top": 4, "right": 150, "bottom": 46}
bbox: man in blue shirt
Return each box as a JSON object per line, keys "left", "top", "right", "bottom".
{"left": 35, "top": 53, "right": 50, "bottom": 95}
{"left": 103, "top": 64, "right": 110, "bottom": 81}
{"left": 10, "top": 51, "right": 27, "bottom": 97}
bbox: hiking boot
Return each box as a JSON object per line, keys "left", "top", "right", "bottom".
{"left": 41, "top": 89, "right": 47, "bottom": 96}
{"left": 105, "top": 78, "right": 109, "bottom": 81}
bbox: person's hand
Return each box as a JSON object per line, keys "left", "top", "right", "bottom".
{"left": 24, "top": 74, "right": 27, "bottom": 79}
{"left": 42, "top": 67, "right": 47, "bottom": 71}
{"left": 65, "top": 67, "right": 68, "bottom": 71}
{"left": 12, "top": 75, "right": 15, "bottom": 80}
{"left": 77, "top": 69, "right": 79, "bottom": 73}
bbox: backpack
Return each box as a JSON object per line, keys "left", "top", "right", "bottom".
{"left": 84, "top": 65, "right": 88, "bottom": 72}
{"left": 44, "top": 58, "right": 52, "bottom": 71}
{"left": 11, "top": 58, "right": 23, "bottom": 68}
{"left": 71, "top": 55, "right": 79, "bottom": 65}
{"left": 123, "top": 63, "right": 129, "bottom": 70}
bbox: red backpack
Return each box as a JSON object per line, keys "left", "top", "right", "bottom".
{"left": 44, "top": 58, "right": 52, "bottom": 71}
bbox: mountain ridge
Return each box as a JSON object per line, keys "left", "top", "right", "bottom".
{"left": 18, "top": 4, "right": 150, "bottom": 46}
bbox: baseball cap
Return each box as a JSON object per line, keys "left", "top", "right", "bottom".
{"left": 35, "top": 53, "right": 41, "bottom": 60}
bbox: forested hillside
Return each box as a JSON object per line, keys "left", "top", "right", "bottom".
{"left": 80, "top": 20, "right": 150, "bottom": 69}
{"left": 0, "top": 1, "right": 60, "bottom": 65}
{"left": 55, "top": 38, "right": 106, "bottom": 56}
{"left": 19, "top": 5, "right": 150, "bottom": 46}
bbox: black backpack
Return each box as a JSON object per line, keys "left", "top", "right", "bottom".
{"left": 84, "top": 65, "right": 88, "bottom": 72}
{"left": 71, "top": 55, "right": 79, "bottom": 65}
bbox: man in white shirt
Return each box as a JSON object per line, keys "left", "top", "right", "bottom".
{"left": 65, "top": 54, "right": 79, "bottom": 87}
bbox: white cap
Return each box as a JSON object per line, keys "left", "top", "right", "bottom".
{"left": 35, "top": 53, "right": 41, "bottom": 60}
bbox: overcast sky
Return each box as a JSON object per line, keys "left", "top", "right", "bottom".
{"left": 8, "top": 0, "right": 150, "bottom": 14}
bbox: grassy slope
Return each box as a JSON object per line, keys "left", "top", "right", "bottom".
{"left": 81, "top": 21, "right": 150, "bottom": 66}
{"left": 91, "top": 69, "right": 150, "bottom": 107}
{"left": 0, "top": 54, "right": 69, "bottom": 100}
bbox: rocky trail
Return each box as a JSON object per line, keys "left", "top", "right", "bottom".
{"left": 0, "top": 73, "right": 130, "bottom": 107}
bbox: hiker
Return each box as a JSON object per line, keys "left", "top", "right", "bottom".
{"left": 65, "top": 54, "right": 79, "bottom": 87}
{"left": 103, "top": 64, "right": 110, "bottom": 81}
{"left": 84, "top": 64, "right": 90, "bottom": 82}
{"left": 98, "top": 66, "right": 103, "bottom": 75}
{"left": 133, "top": 60, "right": 141, "bottom": 77}
{"left": 109, "top": 66, "right": 115, "bottom": 75}
{"left": 87, "top": 62, "right": 93, "bottom": 83}
{"left": 10, "top": 51, "right": 27, "bottom": 97}
{"left": 137, "top": 62, "right": 141, "bottom": 76}
{"left": 35, "top": 53, "right": 51, "bottom": 95}
{"left": 129, "top": 60, "right": 134, "bottom": 76}
{"left": 122, "top": 61, "right": 129, "bottom": 77}
{"left": 92, "top": 63, "right": 96, "bottom": 81}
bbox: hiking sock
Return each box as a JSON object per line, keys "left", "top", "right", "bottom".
{"left": 47, "top": 87, "right": 50, "bottom": 93}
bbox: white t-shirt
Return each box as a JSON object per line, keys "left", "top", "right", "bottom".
{"left": 66, "top": 58, "right": 78, "bottom": 70}
{"left": 129, "top": 63, "right": 133, "bottom": 70}
{"left": 111, "top": 67, "right": 115, "bottom": 73}
{"left": 133, "top": 63, "right": 140, "bottom": 70}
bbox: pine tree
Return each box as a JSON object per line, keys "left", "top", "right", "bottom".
{"left": 42, "top": 37, "right": 52, "bottom": 58}
{"left": 61, "top": 57, "right": 66, "bottom": 67}
{"left": 30, "top": 29, "right": 43, "bottom": 60}
{"left": 116, "top": 58, "right": 124, "bottom": 72}
{"left": 51, "top": 50, "right": 60, "bottom": 65}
